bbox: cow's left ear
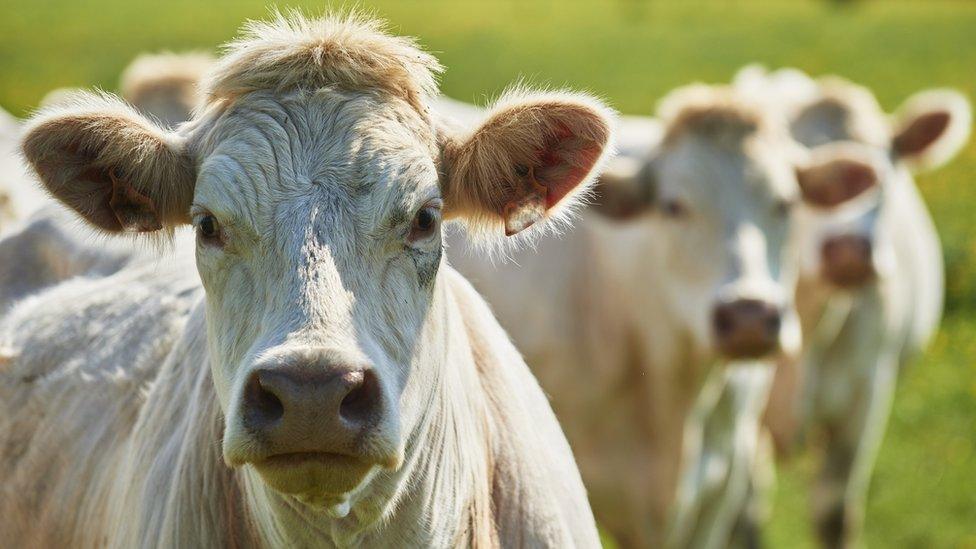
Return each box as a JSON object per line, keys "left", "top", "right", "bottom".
{"left": 891, "top": 89, "right": 971, "bottom": 173}
{"left": 440, "top": 90, "right": 613, "bottom": 237}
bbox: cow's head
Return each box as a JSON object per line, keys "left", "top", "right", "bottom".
{"left": 591, "top": 86, "right": 802, "bottom": 360}
{"left": 592, "top": 85, "right": 877, "bottom": 361}
{"left": 789, "top": 79, "right": 970, "bottom": 290}
{"left": 793, "top": 142, "right": 887, "bottom": 289}
{"left": 21, "top": 14, "right": 612, "bottom": 517}
{"left": 118, "top": 51, "right": 216, "bottom": 127}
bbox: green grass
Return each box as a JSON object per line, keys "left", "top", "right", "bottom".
{"left": 4, "top": 1, "right": 975, "bottom": 546}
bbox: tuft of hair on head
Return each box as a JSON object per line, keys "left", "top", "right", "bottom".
{"left": 441, "top": 85, "right": 616, "bottom": 260}
{"left": 657, "top": 83, "right": 780, "bottom": 147}
{"left": 790, "top": 76, "right": 890, "bottom": 149}
{"left": 733, "top": 64, "right": 821, "bottom": 119}
{"left": 119, "top": 51, "right": 216, "bottom": 125}
{"left": 203, "top": 9, "right": 443, "bottom": 115}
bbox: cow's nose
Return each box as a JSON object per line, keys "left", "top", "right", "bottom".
{"left": 242, "top": 359, "right": 383, "bottom": 455}
{"left": 712, "top": 299, "right": 781, "bottom": 359}
{"left": 822, "top": 234, "right": 874, "bottom": 288}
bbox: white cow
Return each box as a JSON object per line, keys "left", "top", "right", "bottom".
{"left": 0, "top": 108, "right": 46, "bottom": 234}
{"left": 119, "top": 51, "right": 215, "bottom": 127}
{"left": 446, "top": 84, "right": 877, "bottom": 547}
{"left": 669, "top": 139, "right": 896, "bottom": 549}
{"left": 40, "top": 51, "right": 214, "bottom": 128}
{"left": 0, "top": 51, "right": 214, "bottom": 303}
{"left": 737, "top": 66, "right": 970, "bottom": 548}
{"left": 2, "top": 13, "right": 616, "bottom": 547}
{"left": 0, "top": 206, "right": 150, "bottom": 314}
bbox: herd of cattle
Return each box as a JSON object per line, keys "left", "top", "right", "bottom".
{"left": 0, "top": 12, "right": 968, "bottom": 548}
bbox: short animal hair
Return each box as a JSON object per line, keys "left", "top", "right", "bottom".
{"left": 657, "top": 84, "right": 775, "bottom": 147}
{"left": 119, "top": 51, "right": 215, "bottom": 116}
{"left": 203, "top": 11, "right": 443, "bottom": 114}
{"left": 791, "top": 76, "right": 890, "bottom": 148}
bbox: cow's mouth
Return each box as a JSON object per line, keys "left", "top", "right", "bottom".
{"left": 262, "top": 451, "right": 364, "bottom": 467}
{"left": 249, "top": 451, "right": 377, "bottom": 508}
{"left": 823, "top": 261, "right": 876, "bottom": 289}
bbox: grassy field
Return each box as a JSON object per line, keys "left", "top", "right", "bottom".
{"left": 3, "top": 0, "right": 975, "bottom": 546}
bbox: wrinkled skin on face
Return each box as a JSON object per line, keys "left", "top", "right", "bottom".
{"left": 192, "top": 90, "right": 441, "bottom": 505}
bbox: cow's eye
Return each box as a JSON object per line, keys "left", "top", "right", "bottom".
{"left": 408, "top": 199, "right": 442, "bottom": 244}
{"left": 774, "top": 198, "right": 795, "bottom": 218}
{"left": 660, "top": 199, "right": 688, "bottom": 219}
{"left": 197, "top": 214, "right": 222, "bottom": 245}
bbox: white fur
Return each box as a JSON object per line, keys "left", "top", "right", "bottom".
{"left": 740, "top": 67, "right": 964, "bottom": 547}
{"left": 0, "top": 110, "right": 46, "bottom": 235}
{"left": 444, "top": 84, "right": 805, "bottom": 547}
{"left": 5, "top": 12, "right": 607, "bottom": 547}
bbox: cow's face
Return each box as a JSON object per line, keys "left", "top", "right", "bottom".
{"left": 649, "top": 127, "right": 801, "bottom": 361}
{"left": 792, "top": 86, "right": 971, "bottom": 291}
{"left": 191, "top": 90, "right": 443, "bottom": 512}
{"left": 22, "top": 76, "right": 611, "bottom": 515}
{"left": 793, "top": 143, "right": 889, "bottom": 290}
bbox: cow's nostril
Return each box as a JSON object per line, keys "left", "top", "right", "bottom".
{"left": 244, "top": 371, "right": 284, "bottom": 428}
{"left": 766, "top": 312, "right": 781, "bottom": 336}
{"left": 340, "top": 369, "right": 381, "bottom": 427}
{"left": 714, "top": 307, "right": 735, "bottom": 336}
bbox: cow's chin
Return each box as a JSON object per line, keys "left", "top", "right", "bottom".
{"left": 251, "top": 454, "right": 377, "bottom": 517}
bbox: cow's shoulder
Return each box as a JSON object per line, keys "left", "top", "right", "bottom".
{"left": 0, "top": 254, "right": 200, "bottom": 398}
{"left": 442, "top": 266, "right": 601, "bottom": 547}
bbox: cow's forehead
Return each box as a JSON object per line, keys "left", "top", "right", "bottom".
{"left": 659, "top": 133, "right": 795, "bottom": 202}
{"left": 193, "top": 89, "right": 439, "bottom": 230}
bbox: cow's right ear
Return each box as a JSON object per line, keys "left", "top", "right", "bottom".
{"left": 21, "top": 92, "right": 195, "bottom": 234}
{"left": 589, "top": 155, "right": 656, "bottom": 220}
{"left": 796, "top": 142, "right": 882, "bottom": 209}
{"left": 890, "top": 89, "right": 971, "bottom": 173}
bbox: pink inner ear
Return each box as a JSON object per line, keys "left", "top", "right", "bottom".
{"left": 537, "top": 125, "right": 603, "bottom": 209}
{"left": 799, "top": 160, "right": 878, "bottom": 208}
{"left": 893, "top": 110, "right": 951, "bottom": 157}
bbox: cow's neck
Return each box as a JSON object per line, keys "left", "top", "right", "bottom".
{"left": 236, "top": 273, "right": 494, "bottom": 547}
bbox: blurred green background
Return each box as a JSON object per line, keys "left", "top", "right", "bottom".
{"left": 3, "top": 0, "right": 974, "bottom": 546}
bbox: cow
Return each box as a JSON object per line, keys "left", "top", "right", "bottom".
{"left": 668, "top": 139, "right": 894, "bottom": 549}
{"left": 0, "top": 108, "right": 46, "bottom": 234}
{"left": 445, "top": 83, "right": 876, "bottom": 547}
{"left": 118, "top": 51, "right": 216, "bottom": 127}
{"left": 736, "top": 66, "right": 970, "bottom": 548}
{"left": 1, "top": 12, "right": 616, "bottom": 547}
{"left": 39, "top": 51, "right": 214, "bottom": 128}
{"left": 0, "top": 52, "right": 217, "bottom": 308}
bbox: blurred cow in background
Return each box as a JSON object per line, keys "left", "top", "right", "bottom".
{"left": 41, "top": 50, "right": 214, "bottom": 126}
{"left": 443, "top": 84, "right": 876, "bottom": 547}
{"left": 735, "top": 65, "right": 970, "bottom": 548}
{"left": 0, "top": 108, "right": 46, "bottom": 235}
{"left": 118, "top": 51, "right": 214, "bottom": 127}
{"left": 0, "top": 52, "right": 214, "bottom": 311}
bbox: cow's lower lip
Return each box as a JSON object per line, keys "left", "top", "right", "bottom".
{"left": 261, "top": 452, "right": 364, "bottom": 467}
{"left": 250, "top": 452, "right": 376, "bottom": 499}
{"left": 825, "top": 268, "right": 875, "bottom": 289}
